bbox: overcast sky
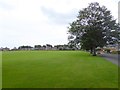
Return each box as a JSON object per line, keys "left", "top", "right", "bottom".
{"left": 0, "top": 0, "right": 119, "bottom": 48}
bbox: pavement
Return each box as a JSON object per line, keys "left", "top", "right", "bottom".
{"left": 99, "top": 53, "right": 119, "bottom": 66}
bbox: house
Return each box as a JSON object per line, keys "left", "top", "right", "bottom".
{"left": 0, "top": 47, "right": 3, "bottom": 51}
{"left": 1, "top": 47, "right": 10, "bottom": 51}
{"left": 52, "top": 46, "right": 57, "bottom": 50}
{"left": 46, "top": 44, "right": 52, "bottom": 50}
{"left": 11, "top": 47, "right": 18, "bottom": 51}
{"left": 103, "top": 43, "right": 119, "bottom": 53}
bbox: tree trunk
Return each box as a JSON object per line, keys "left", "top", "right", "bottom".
{"left": 90, "top": 48, "right": 93, "bottom": 54}
{"left": 92, "top": 47, "right": 96, "bottom": 56}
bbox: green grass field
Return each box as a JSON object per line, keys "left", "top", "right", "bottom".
{"left": 0, "top": 51, "right": 2, "bottom": 89}
{"left": 2, "top": 51, "right": 118, "bottom": 88}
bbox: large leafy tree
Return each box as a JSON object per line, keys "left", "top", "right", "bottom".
{"left": 68, "top": 2, "right": 120, "bottom": 56}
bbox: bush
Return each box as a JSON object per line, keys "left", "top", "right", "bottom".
{"left": 111, "top": 51, "right": 120, "bottom": 54}
{"left": 117, "top": 51, "right": 120, "bottom": 54}
{"left": 111, "top": 51, "right": 118, "bottom": 54}
{"left": 104, "top": 49, "right": 111, "bottom": 53}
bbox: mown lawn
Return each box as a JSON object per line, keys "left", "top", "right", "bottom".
{"left": 2, "top": 51, "right": 118, "bottom": 88}
{"left": 0, "top": 51, "right": 2, "bottom": 89}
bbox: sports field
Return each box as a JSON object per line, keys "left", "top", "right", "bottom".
{"left": 2, "top": 51, "right": 118, "bottom": 88}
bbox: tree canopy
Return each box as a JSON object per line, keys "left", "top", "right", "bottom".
{"left": 68, "top": 2, "right": 120, "bottom": 56}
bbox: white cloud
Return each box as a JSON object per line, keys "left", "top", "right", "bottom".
{"left": 0, "top": 0, "right": 119, "bottom": 48}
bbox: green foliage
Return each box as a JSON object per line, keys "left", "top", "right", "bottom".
{"left": 68, "top": 2, "right": 120, "bottom": 56}
{"left": 104, "top": 48, "right": 111, "bottom": 53}
{"left": 111, "top": 51, "right": 120, "bottom": 54}
{"left": 18, "top": 45, "right": 33, "bottom": 50}
{"left": 2, "top": 51, "right": 118, "bottom": 88}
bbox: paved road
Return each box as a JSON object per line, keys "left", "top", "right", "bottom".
{"left": 99, "top": 53, "right": 119, "bottom": 66}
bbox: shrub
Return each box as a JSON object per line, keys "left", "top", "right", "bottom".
{"left": 111, "top": 51, "right": 120, "bottom": 54}
{"left": 104, "top": 49, "right": 111, "bottom": 53}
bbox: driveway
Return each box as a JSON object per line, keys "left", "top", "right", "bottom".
{"left": 99, "top": 53, "right": 119, "bottom": 66}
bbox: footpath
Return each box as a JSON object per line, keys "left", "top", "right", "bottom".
{"left": 99, "top": 53, "right": 119, "bottom": 66}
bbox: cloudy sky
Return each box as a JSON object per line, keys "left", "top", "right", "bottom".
{"left": 0, "top": 0, "right": 119, "bottom": 48}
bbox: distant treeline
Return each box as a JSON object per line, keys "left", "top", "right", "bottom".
{"left": 0, "top": 44, "right": 79, "bottom": 51}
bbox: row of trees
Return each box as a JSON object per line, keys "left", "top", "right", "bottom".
{"left": 68, "top": 2, "right": 120, "bottom": 56}
{"left": 16, "top": 44, "right": 77, "bottom": 50}
{"left": 1, "top": 44, "right": 79, "bottom": 51}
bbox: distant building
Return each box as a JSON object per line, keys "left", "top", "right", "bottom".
{"left": 11, "top": 47, "right": 18, "bottom": 51}
{"left": 1, "top": 47, "right": 10, "bottom": 51}
{"left": 104, "top": 43, "right": 119, "bottom": 52}
{"left": 46, "top": 44, "right": 52, "bottom": 50}
{"left": 52, "top": 46, "right": 57, "bottom": 50}
{"left": 0, "top": 47, "right": 3, "bottom": 51}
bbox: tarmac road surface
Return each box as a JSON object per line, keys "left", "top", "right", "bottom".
{"left": 99, "top": 53, "right": 119, "bottom": 66}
